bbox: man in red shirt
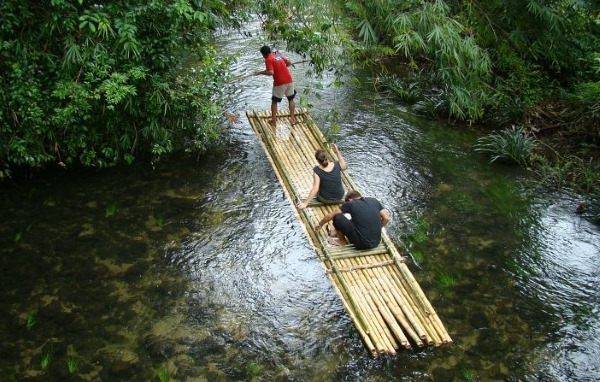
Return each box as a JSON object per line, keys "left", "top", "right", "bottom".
{"left": 254, "top": 45, "right": 296, "bottom": 126}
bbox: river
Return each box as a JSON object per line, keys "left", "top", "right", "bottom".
{"left": 0, "top": 22, "right": 599, "bottom": 382}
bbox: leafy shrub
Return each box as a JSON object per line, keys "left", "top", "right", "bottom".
{"left": 0, "top": 1, "right": 246, "bottom": 171}
{"left": 473, "top": 126, "right": 539, "bottom": 166}
{"left": 376, "top": 74, "right": 422, "bottom": 104}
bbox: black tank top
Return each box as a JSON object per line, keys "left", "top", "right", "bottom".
{"left": 314, "top": 161, "right": 344, "bottom": 200}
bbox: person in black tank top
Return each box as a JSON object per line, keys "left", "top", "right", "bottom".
{"left": 296, "top": 144, "right": 347, "bottom": 209}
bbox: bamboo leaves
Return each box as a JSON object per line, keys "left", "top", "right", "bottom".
{"left": 358, "top": 19, "right": 378, "bottom": 45}
{"left": 390, "top": 0, "right": 492, "bottom": 121}
{"left": 115, "top": 20, "right": 141, "bottom": 60}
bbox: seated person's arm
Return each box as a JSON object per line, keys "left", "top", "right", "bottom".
{"left": 380, "top": 209, "right": 390, "bottom": 227}
{"left": 315, "top": 208, "right": 342, "bottom": 231}
{"left": 331, "top": 144, "right": 347, "bottom": 171}
{"left": 297, "top": 174, "right": 320, "bottom": 209}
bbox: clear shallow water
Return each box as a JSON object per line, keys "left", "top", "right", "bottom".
{"left": 1, "top": 23, "right": 599, "bottom": 382}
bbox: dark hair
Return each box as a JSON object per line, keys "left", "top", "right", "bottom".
{"left": 260, "top": 45, "right": 271, "bottom": 56}
{"left": 344, "top": 190, "right": 362, "bottom": 202}
{"left": 315, "top": 149, "right": 329, "bottom": 166}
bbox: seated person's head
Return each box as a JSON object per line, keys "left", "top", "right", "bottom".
{"left": 315, "top": 149, "right": 329, "bottom": 166}
{"left": 345, "top": 190, "right": 362, "bottom": 202}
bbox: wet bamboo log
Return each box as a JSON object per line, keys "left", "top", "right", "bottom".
{"left": 354, "top": 255, "right": 425, "bottom": 347}
{"left": 329, "top": 260, "right": 394, "bottom": 273}
{"left": 343, "top": 275, "right": 388, "bottom": 353}
{"left": 386, "top": 262, "right": 440, "bottom": 345}
{"left": 356, "top": 262, "right": 414, "bottom": 348}
{"left": 340, "top": 260, "right": 397, "bottom": 353}
{"left": 345, "top": 257, "right": 411, "bottom": 349}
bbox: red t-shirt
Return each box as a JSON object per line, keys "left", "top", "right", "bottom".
{"left": 265, "top": 53, "right": 293, "bottom": 86}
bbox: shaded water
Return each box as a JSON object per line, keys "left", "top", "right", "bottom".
{"left": 1, "top": 23, "right": 599, "bottom": 381}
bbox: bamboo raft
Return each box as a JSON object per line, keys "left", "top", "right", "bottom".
{"left": 246, "top": 108, "right": 452, "bottom": 356}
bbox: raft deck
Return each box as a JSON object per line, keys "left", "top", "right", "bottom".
{"left": 246, "top": 108, "right": 452, "bottom": 356}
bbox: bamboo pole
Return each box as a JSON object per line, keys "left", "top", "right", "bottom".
{"left": 247, "top": 112, "right": 323, "bottom": 255}
{"left": 329, "top": 250, "right": 386, "bottom": 260}
{"left": 386, "top": 262, "right": 440, "bottom": 345}
{"left": 325, "top": 271, "right": 377, "bottom": 355}
{"left": 254, "top": 112, "right": 306, "bottom": 200}
{"left": 347, "top": 257, "right": 411, "bottom": 350}
{"left": 328, "top": 244, "right": 387, "bottom": 259}
{"left": 384, "top": 240, "right": 452, "bottom": 343}
{"left": 374, "top": 264, "right": 429, "bottom": 344}
{"left": 328, "top": 260, "right": 394, "bottom": 273}
{"left": 340, "top": 258, "right": 397, "bottom": 353}
{"left": 338, "top": 259, "right": 388, "bottom": 347}
{"left": 354, "top": 255, "right": 425, "bottom": 347}
{"left": 338, "top": 262, "right": 387, "bottom": 352}
{"left": 380, "top": 253, "right": 447, "bottom": 344}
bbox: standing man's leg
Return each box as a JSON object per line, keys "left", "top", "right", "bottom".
{"left": 270, "top": 100, "right": 278, "bottom": 126}
{"left": 288, "top": 98, "right": 296, "bottom": 125}
{"left": 287, "top": 86, "right": 297, "bottom": 125}
{"left": 271, "top": 85, "right": 285, "bottom": 126}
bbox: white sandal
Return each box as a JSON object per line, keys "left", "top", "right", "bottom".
{"left": 327, "top": 237, "right": 342, "bottom": 247}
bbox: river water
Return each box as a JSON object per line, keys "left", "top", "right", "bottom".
{"left": 1, "top": 23, "right": 599, "bottom": 382}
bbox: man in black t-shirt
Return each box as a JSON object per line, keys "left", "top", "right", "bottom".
{"left": 314, "top": 190, "right": 390, "bottom": 249}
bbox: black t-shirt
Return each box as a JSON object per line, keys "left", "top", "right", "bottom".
{"left": 340, "top": 197, "right": 384, "bottom": 248}
{"left": 313, "top": 161, "right": 344, "bottom": 200}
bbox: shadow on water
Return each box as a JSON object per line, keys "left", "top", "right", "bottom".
{"left": 0, "top": 22, "right": 599, "bottom": 382}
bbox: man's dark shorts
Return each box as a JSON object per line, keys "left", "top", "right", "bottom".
{"left": 333, "top": 214, "right": 367, "bottom": 249}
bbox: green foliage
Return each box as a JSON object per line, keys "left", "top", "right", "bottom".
{"left": 391, "top": 0, "right": 493, "bottom": 121}
{"left": 156, "top": 366, "right": 170, "bottom": 382}
{"left": 532, "top": 153, "right": 600, "bottom": 194}
{"left": 247, "top": 361, "right": 262, "bottom": 378}
{"left": 67, "top": 355, "right": 79, "bottom": 374}
{"left": 1, "top": 0, "right": 247, "bottom": 171}
{"left": 459, "top": 364, "right": 475, "bottom": 381}
{"left": 25, "top": 309, "right": 37, "bottom": 330}
{"left": 255, "top": 0, "right": 600, "bottom": 129}
{"left": 40, "top": 349, "right": 53, "bottom": 371}
{"left": 473, "top": 126, "right": 539, "bottom": 166}
{"left": 572, "top": 80, "right": 600, "bottom": 118}
{"left": 437, "top": 270, "right": 459, "bottom": 290}
{"left": 404, "top": 214, "right": 429, "bottom": 245}
{"left": 376, "top": 74, "right": 422, "bottom": 104}
{"left": 105, "top": 202, "right": 118, "bottom": 218}
{"left": 322, "top": 124, "right": 341, "bottom": 144}
{"left": 255, "top": 0, "right": 355, "bottom": 77}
